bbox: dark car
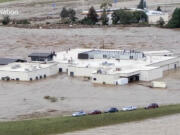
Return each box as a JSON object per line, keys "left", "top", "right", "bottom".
{"left": 88, "top": 110, "right": 102, "bottom": 115}
{"left": 145, "top": 103, "right": 159, "bottom": 109}
{"left": 105, "top": 107, "right": 118, "bottom": 113}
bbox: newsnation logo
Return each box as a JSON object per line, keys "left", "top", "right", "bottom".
{"left": 0, "top": 8, "right": 19, "bottom": 15}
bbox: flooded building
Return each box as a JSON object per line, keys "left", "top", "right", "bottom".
{"left": 54, "top": 49, "right": 180, "bottom": 85}
{"left": 0, "top": 62, "right": 59, "bottom": 81}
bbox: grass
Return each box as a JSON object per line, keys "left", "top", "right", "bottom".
{"left": 1, "top": 104, "right": 180, "bottom": 135}
{"left": 0, "top": 0, "right": 18, "bottom": 3}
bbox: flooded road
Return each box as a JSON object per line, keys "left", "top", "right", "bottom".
{"left": 0, "top": 26, "right": 180, "bottom": 120}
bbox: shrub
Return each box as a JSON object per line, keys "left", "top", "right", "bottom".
{"left": 167, "top": 8, "right": 180, "bottom": 28}
{"left": 44, "top": 96, "right": 58, "bottom": 103}
{"left": 2, "top": 15, "right": 10, "bottom": 25}
{"left": 16, "top": 19, "right": 30, "bottom": 24}
{"left": 80, "top": 17, "right": 95, "bottom": 25}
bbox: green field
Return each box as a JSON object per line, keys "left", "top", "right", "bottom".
{"left": 0, "top": 104, "right": 180, "bottom": 135}
{"left": 0, "top": 0, "right": 17, "bottom": 3}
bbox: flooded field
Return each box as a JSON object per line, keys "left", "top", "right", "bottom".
{"left": 0, "top": 26, "right": 180, "bottom": 121}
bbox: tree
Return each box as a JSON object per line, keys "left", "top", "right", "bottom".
{"left": 60, "top": 7, "right": 76, "bottom": 23}
{"left": 137, "top": 0, "right": 146, "bottom": 9}
{"left": 60, "top": 7, "right": 69, "bottom": 19}
{"left": 87, "top": 6, "right": 98, "bottom": 25}
{"left": 100, "top": 0, "right": 112, "bottom": 10}
{"left": 68, "top": 8, "right": 76, "bottom": 22}
{"left": 158, "top": 17, "right": 165, "bottom": 27}
{"left": 101, "top": 9, "right": 109, "bottom": 25}
{"left": 167, "top": 8, "right": 180, "bottom": 28}
{"left": 157, "top": 6, "right": 162, "bottom": 11}
{"left": 133, "top": 11, "right": 147, "bottom": 23}
{"left": 2, "top": 15, "right": 10, "bottom": 25}
{"left": 112, "top": 9, "right": 135, "bottom": 24}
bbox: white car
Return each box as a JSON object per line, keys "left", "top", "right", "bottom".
{"left": 72, "top": 111, "right": 86, "bottom": 117}
{"left": 122, "top": 106, "right": 137, "bottom": 111}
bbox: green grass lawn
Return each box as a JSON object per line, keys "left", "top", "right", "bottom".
{"left": 0, "top": 0, "right": 17, "bottom": 3}
{"left": 0, "top": 104, "right": 180, "bottom": 135}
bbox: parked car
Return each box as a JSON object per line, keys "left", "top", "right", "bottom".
{"left": 145, "top": 103, "right": 159, "bottom": 109}
{"left": 122, "top": 106, "right": 137, "bottom": 111}
{"left": 72, "top": 111, "right": 86, "bottom": 117}
{"left": 104, "top": 107, "right": 118, "bottom": 113}
{"left": 88, "top": 110, "right": 102, "bottom": 115}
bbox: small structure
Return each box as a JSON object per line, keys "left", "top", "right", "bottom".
{"left": 28, "top": 52, "right": 56, "bottom": 62}
{"left": 0, "top": 58, "right": 26, "bottom": 65}
{"left": 146, "top": 10, "right": 169, "bottom": 24}
{"left": 151, "top": 81, "right": 167, "bottom": 88}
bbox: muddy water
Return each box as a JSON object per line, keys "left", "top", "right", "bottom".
{"left": 0, "top": 26, "right": 180, "bottom": 121}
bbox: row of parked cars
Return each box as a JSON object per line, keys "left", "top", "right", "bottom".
{"left": 72, "top": 103, "right": 159, "bottom": 117}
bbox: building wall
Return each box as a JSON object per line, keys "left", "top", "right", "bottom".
{"left": 149, "top": 57, "right": 180, "bottom": 71}
{"left": 91, "top": 73, "right": 119, "bottom": 85}
{"left": 147, "top": 13, "right": 169, "bottom": 24}
{"left": 0, "top": 63, "right": 59, "bottom": 81}
{"left": 140, "top": 67, "right": 163, "bottom": 81}
{"left": 58, "top": 63, "right": 69, "bottom": 73}
{"left": 68, "top": 66, "right": 98, "bottom": 78}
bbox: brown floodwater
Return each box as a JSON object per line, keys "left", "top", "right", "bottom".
{"left": 0, "top": 26, "right": 180, "bottom": 121}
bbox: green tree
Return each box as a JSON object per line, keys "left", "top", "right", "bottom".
{"left": 167, "top": 8, "right": 180, "bottom": 28}
{"left": 60, "top": 7, "right": 69, "bottom": 18}
{"left": 133, "top": 11, "right": 147, "bottom": 23}
{"left": 68, "top": 8, "right": 76, "bottom": 22}
{"left": 60, "top": 7, "right": 76, "bottom": 23}
{"left": 137, "top": 0, "right": 146, "bottom": 9}
{"left": 87, "top": 6, "right": 98, "bottom": 25}
{"left": 157, "top": 6, "right": 162, "bottom": 11}
{"left": 112, "top": 9, "right": 135, "bottom": 24}
{"left": 2, "top": 15, "right": 10, "bottom": 25}
{"left": 101, "top": 9, "right": 109, "bottom": 25}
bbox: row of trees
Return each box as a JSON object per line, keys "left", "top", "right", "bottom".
{"left": 112, "top": 10, "right": 147, "bottom": 24}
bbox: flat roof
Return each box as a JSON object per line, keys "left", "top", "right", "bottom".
{"left": 0, "top": 62, "right": 57, "bottom": 72}
{"left": 0, "top": 58, "right": 25, "bottom": 65}
{"left": 28, "top": 53, "right": 52, "bottom": 57}
{"left": 54, "top": 48, "right": 178, "bottom": 75}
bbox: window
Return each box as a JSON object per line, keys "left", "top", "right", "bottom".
{"left": 30, "top": 78, "right": 33, "bottom": 81}
{"left": 174, "top": 64, "right": 177, "bottom": 69}
{"left": 16, "top": 78, "right": 19, "bottom": 81}
{"left": 59, "top": 68, "right": 62, "bottom": 73}
{"left": 70, "top": 72, "right": 74, "bottom": 77}
{"left": 93, "top": 78, "right": 97, "bottom": 81}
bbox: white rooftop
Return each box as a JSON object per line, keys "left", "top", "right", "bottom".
{"left": 54, "top": 48, "right": 177, "bottom": 75}
{"left": 0, "top": 62, "right": 57, "bottom": 72}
